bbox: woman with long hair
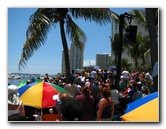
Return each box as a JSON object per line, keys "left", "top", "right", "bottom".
{"left": 76, "top": 86, "right": 95, "bottom": 121}
{"left": 96, "top": 85, "right": 114, "bottom": 121}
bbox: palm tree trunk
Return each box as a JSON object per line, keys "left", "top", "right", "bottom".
{"left": 142, "top": 55, "right": 145, "bottom": 69}
{"left": 135, "top": 56, "right": 138, "bottom": 69}
{"left": 60, "top": 19, "right": 70, "bottom": 83}
{"left": 145, "top": 8, "right": 158, "bottom": 92}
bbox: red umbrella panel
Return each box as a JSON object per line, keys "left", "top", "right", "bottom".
{"left": 18, "top": 82, "right": 71, "bottom": 108}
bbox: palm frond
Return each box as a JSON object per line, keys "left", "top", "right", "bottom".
{"left": 144, "top": 49, "right": 150, "bottom": 58}
{"left": 18, "top": 9, "right": 54, "bottom": 71}
{"left": 107, "top": 9, "right": 119, "bottom": 23}
{"left": 66, "top": 14, "right": 86, "bottom": 51}
{"left": 133, "top": 9, "right": 147, "bottom": 28}
{"left": 69, "top": 8, "right": 112, "bottom": 25}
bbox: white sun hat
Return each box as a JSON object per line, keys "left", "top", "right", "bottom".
{"left": 8, "top": 85, "right": 20, "bottom": 105}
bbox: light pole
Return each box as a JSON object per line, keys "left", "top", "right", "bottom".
{"left": 116, "top": 14, "right": 124, "bottom": 90}
{"left": 116, "top": 12, "right": 137, "bottom": 90}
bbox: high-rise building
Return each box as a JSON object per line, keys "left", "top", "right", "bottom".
{"left": 61, "top": 42, "right": 84, "bottom": 74}
{"left": 96, "top": 54, "right": 111, "bottom": 70}
{"left": 70, "top": 42, "right": 84, "bottom": 74}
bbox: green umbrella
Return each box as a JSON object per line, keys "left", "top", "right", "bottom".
{"left": 18, "top": 78, "right": 42, "bottom": 88}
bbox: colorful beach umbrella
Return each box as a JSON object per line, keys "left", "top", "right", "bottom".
{"left": 18, "top": 82, "right": 71, "bottom": 108}
{"left": 121, "top": 92, "right": 159, "bottom": 122}
{"left": 18, "top": 78, "right": 42, "bottom": 88}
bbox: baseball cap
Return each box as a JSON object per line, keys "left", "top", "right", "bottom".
{"left": 52, "top": 93, "right": 60, "bottom": 102}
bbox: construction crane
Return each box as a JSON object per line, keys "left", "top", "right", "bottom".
{"left": 89, "top": 61, "right": 91, "bottom": 67}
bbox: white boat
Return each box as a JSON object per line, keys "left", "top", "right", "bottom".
{"left": 14, "top": 74, "right": 22, "bottom": 79}
{"left": 8, "top": 73, "right": 15, "bottom": 79}
{"left": 8, "top": 73, "right": 23, "bottom": 80}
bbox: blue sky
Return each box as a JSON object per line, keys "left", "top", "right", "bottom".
{"left": 8, "top": 8, "right": 142, "bottom": 75}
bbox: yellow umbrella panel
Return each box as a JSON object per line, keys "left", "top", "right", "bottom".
{"left": 121, "top": 92, "right": 159, "bottom": 122}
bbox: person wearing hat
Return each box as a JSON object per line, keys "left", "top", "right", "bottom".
{"left": 8, "top": 85, "right": 25, "bottom": 117}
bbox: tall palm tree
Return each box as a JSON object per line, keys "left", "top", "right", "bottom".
{"left": 18, "top": 8, "right": 118, "bottom": 83}
{"left": 133, "top": 9, "right": 147, "bottom": 29}
{"left": 139, "top": 35, "right": 150, "bottom": 69}
{"left": 121, "top": 58, "right": 131, "bottom": 70}
{"left": 127, "top": 32, "right": 142, "bottom": 69}
{"left": 145, "top": 8, "right": 158, "bottom": 92}
{"left": 126, "top": 32, "right": 150, "bottom": 69}
{"left": 111, "top": 34, "right": 120, "bottom": 65}
{"left": 133, "top": 8, "right": 158, "bottom": 92}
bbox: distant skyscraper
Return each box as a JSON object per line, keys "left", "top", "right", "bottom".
{"left": 96, "top": 54, "right": 111, "bottom": 70}
{"left": 70, "top": 42, "right": 84, "bottom": 74}
{"left": 61, "top": 42, "right": 84, "bottom": 74}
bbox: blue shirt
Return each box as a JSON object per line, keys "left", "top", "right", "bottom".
{"left": 128, "top": 88, "right": 137, "bottom": 103}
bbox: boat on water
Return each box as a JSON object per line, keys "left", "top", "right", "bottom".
{"left": 8, "top": 73, "right": 16, "bottom": 79}
{"left": 8, "top": 73, "right": 23, "bottom": 80}
{"left": 14, "top": 74, "right": 23, "bottom": 79}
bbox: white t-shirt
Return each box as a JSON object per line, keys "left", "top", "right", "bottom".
{"left": 77, "top": 85, "right": 82, "bottom": 94}
{"left": 122, "top": 70, "right": 129, "bottom": 78}
{"left": 91, "top": 71, "right": 96, "bottom": 79}
{"left": 85, "top": 81, "right": 90, "bottom": 87}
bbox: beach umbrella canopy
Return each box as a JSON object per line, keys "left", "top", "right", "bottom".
{"left": 18, "top": 81, "right": 71, "bottom": 108}
{"left": 18, "top": 78, "right": 42, "bottom": 88}
{"left": 121, "top": 92, "right": 159, "bottom": 122}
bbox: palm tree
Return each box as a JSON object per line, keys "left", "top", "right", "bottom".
{"left": 126, "top": 32, "right": 150, "bottom": 69}
{"left": 18, "top": 8, "right": 118, "bottom": 83}
{"left": 121, "top": 58, "right": 131, "bottom": 70}
{"left": 132, "top": 8, "right": 158, "bottom": 92}
{"left": 127, "top": 32, "right": 142, "bottom": 69}
{"left": 111, "top": 34, "right": 120, "bottom": 65}
{"left": 133, "top": 9, "right": 147, "bottom": 29}
{"left": 145, "top": 8, "right": 158, "bottom": 92}
{"left": 139, "top": 35, "right": 150, "bottom": 69}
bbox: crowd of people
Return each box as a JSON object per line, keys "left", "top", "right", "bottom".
{"left": 8, "top": 68, "right": 154, "bottom": 122}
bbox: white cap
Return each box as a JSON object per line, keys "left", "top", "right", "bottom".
{"left": 52, "top": 93, "right": 60, "bottom": 102}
